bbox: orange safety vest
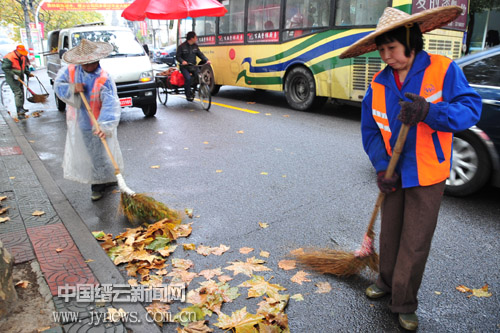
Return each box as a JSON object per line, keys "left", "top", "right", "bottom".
{"left": 68, "top": 64, "right": 108, "bottom": 121}
{"left": 371, "top": 54, "right": 453, "bottom": 186}
{"left": 4, "top": 51, "right": 27, "bottom": 71}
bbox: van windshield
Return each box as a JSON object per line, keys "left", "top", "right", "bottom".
{"left": 71, "top": 30, "right": 145, "bottom": 57}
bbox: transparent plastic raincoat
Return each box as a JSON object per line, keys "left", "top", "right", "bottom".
{"left": 54, "top": 64, "right": 124, "bottom": 184}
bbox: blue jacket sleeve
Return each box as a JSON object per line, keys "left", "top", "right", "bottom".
{"left": 361, "top": 87, "right": 391, "bottom": 172}
{"left": 423, "top": 61, "right": 482, "bottom": 132}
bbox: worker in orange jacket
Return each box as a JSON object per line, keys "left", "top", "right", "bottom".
{"left": 2, "top": 45, "right": 34, "bottom": 119}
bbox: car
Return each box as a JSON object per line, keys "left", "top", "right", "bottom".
{"left": 153, "top": 45, "right": 176, "bottom": 66}
{"left": 445, "top": 46, "right": 500, "bottom": 196}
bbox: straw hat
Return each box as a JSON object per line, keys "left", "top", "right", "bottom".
{"left": 339, "top": 6, "right": 463, "bottom": 59}
{"left": 62, "top": 39, "right": 113, "bottom": 65}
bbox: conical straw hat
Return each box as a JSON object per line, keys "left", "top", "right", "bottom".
{"left": 63, "top": 39, "right": 113, "bottom": 65}
{"left": 339, "top": 6, "right": 463, "bottom": 59}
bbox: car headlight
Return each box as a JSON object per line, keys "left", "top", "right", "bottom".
{"left": 140, "top": 70, "right": 153, "bottom": 82}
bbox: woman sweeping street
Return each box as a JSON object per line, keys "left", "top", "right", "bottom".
{"left": 339, "top": 6, "right": 482, "bottom": 330}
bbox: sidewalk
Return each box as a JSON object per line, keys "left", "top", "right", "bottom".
{"left": 0, "top": 106, "right": 160, "bottom": 332}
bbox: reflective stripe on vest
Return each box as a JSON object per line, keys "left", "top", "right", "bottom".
{"left": 371, "top": 54, "right": 453, "bottom": 186}
{"left": 4, "top": 51, "right": 26, "bottom": 71}
{"left": 68, "top": 64, "right": 108, "bottom": 121}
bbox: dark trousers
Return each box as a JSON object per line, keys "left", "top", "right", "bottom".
{"left": 180, "top": 66, "right": 198, "bottom": 98}
{"left": 376, "top": 180, "right": 446, "bottom": 313}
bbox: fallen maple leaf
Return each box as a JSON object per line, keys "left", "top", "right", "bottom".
{"left": 0, "top": 217, "right": 11, "bottom": 223}
{"left": 15, "top": 280, "right": 30, "bottom": 288}
{"left": 291, "top": 293, "right": 304, "bottom": 301}
{"left": 290, "top": 248, "right": 305, "bottom": 256}
{"left": 146, "top": 301, "right": 171, "bottom": 327}
{"left": 458, "top": 284, "right": 493, "bottom": 298}
{"left": 55, "top": 248, "right": 64, "bottom": 253}
{"left": 0, "top": 206, "right": 9, "bottom": 214}
{"left": 198, "top": 268, "right": 223, "bottom": 280}
{"left": 225, "top": 257, "right": 272, "bottom": 277}
{"left": 172, "top": 258, "right": 194, "bottom": 270}
{"left": 239, "top": 247, "right": 254, "bottom": 254}
{"left": 315, "top": 282, "right": 332, "bottom": 294}
{"left": 456, "top": 285, "right": 472, "bottom": 293}
{"left": 32, "top": 210, "right": 45, "bottom": 216}
{"left": 0, "top": 196, "right": 7, "bottom": 201}
{"left": 260, "top": 250, "right": 270, "bottom": 258}
{"left": 168, "top": 268, "right": 197, "bottom": 285}
{"left": 214, "top": 307, "right": 264, "bottom": 331}
{"left": 260, "top": 172, "right": 268, "bottom": 175}
{"left": 176, "top": 320, "right": 214, "bottom": 332}
{"left": 290, "top": 271, "right": 311, "bottom": 285}
{"left": 184, "top": 208, "right": 193, "bottom": 218}
{"left": 183, "top": 243, "right": 196, "bottom": 251}
{"left": 173, "top": 306, "right": 206, "bottom": 326}
{"left": 151, "top": 165, "right": 160, "bottom": 169}
{"left": 278, "top": 260, "right": 296, "bottom": 271}
{"left": 92, "top": 231, "right": 106, "bottom": 239}
{"left": 239, "top": 275, "right": 287, "bottom": 298}
{"left": 218, "top": 275, "right": 233, "bottom": 283}
{"left": 128, "top": 279, "right": 138, "bottom": 286}
{"left": 236, "top": 130, "right": 244, "bottom": 134}
{"left": 215, "top": 169, "right": 223, "bottom": 173}
{"left": 258, "top": 222, "right": 269, "bottom": 229}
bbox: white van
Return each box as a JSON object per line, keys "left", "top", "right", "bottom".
{"left": 46, "top": 23, "right": 157, "bottom": 116}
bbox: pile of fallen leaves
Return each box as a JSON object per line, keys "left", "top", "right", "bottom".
{"left": 93, "top": 217, "right": 299, "bottom": 331}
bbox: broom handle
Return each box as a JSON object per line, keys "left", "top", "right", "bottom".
{"left": 79, "top": 91, "right": 121, "bottom": 174}
{"left": 17, "top": 77, "right": 38, "bottom": 96}
{"left": 366, "top": 124, "right": 410, "bottom": 238}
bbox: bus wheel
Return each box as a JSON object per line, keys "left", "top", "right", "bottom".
{"left": 201, "top": 65, "right": 220, "bottom": 95}
{"left": 285, "top": 66, "right": 316, "bottom": 111}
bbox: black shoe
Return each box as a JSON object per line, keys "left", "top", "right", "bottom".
{"left": 186, "top": 96, "right": 194, "bottom": 102}
{"left": 365, "top": 284, "right": 387, "bottom": 299}
{"left": 91, "top": 191, "right": 104, "bottom": 201}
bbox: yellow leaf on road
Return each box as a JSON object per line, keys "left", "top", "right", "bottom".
{"left": 291, "top": 294, "right": 304, "bottom": 301}
{"left": 456, "top": 285, "right": 472, "bottom": 293}
{"left": 55, "top": 248, "right": 63, "bottom": 253}
{"left": 239, "top": 247, "right": 254, "bottom": 254}
{"left": 265, "top": 113, "right": 271, "bottom": 116}
{"left": 150, "top": 165, "right": 160, "bottom": 169}
{"left": 260, "top": 172, "right": 268, "bottom": 175}
{"left": 0, "top": 206, "right": 10, "bottom": 214}
{"left": 260, "top": 250, "right": 270, "bottom": 258}
{"left": 203, "top": 141, "right": 209, "bottom": 144}
{"left": 278, "top": 260, "right": 296, "bottom": 271}
{"left": 32, "top": 210, "right": 45, "bottom": 216}
{"left": 216, "top": 169, "right": 223, "bottom": 173}
{"left": 183, "top": 243, "right": 196, "bottom": 250}
{"left": 9, "top": 177, "right": 15, "bottom": 180}
{"left": 0, "top": 217, "right": 10, "bottom": 223}
{"left": 184, "top": 208, "right": 193, "bottom": 218}
{"left": 0, "top": 196, "right": 7, "bottom": 201}
{"left": 258, "top": 222, "right": 269, "bottom": 229}
{"left": 290, "top": 270, "right": 311, "bottom": 285}
{"left": 236, "top": 130, "right": 244, "bottom": 134}
{"left": 315, "top": 282, "right": 332, "bottom": 294}
{"left": 290, "top": 248, "right": 305, "bottom": 256}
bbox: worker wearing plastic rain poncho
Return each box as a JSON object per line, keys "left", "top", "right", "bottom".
{"left": 54, "top": 39, "right": 124, "bottom": 201}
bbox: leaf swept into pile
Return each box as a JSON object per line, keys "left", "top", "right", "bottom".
{"left": 239, "top": 247, "right": 254, "bottom": 254}
{"left": 214, "top": 307, "right": 265, "bottom": 331}
{"left": 225, "top": 256, "right": 272, "bottom": 277}
{"left": 239, "top": 275, "right": 287, "bottom": 298}
{"left": 187, "top": 280, "right": 240, "bottom": 316}
{"left": 198, "top": 268, "right": 223, "bottom": 280}
{"left": 176, "top": 320, "right": 214, "bottom": 333}
{"left": 167, "top": 268, "right": 198, "bottom": 285}
{"left": 315, "top": 282, "right": 332, "bottom": 294}
{"left": 146, "top": 302, "right": 171, "bottom": 327}
{"left": 278, "top": 260, "right": 296, "bottom": 271}
{"left": 0, "top": 206, "right": 9, "bottom": 215}
{"left": 196, "top": 244, "right": 230, "bottom": 256}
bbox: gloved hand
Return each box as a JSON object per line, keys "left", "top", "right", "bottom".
{"left": 377, "top": 171, "right": 399, "bottom": 194}
{"left": 13, "top": 74, "right": 19, "bottom": 81}
{"left": 398, "top": 92, "right": 430, "bottom": 126}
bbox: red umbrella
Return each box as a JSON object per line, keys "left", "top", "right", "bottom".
{"left": 122, "top": 0, "right": 227, "bottom": 21}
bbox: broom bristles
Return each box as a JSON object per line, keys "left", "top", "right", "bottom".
{"left": 293, "top": 249, "right": 379, "bottom": 277}
{"left": 31, "top": 94, "right": 48, "bottom": 104}
{"left": 120, "top": 192, "right": 181, "bottom": 224}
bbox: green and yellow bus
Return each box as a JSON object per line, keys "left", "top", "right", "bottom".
{"left": 180, "top": 0, "right": 468, "bottom": 110}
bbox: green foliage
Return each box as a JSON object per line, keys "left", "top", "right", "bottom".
{"left": 0, "top": 0, "right": 103, "bottom": 42}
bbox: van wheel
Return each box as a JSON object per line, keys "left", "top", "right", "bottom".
{"left": 445, "top": 130, "right": 491, "bottom": 197}
{"left": 55, "top": 95, "right": 66, "bottom": 112}
{"left": 142, "top": 103, "right": 157, "bottom": 117}
{"left": 284, "top": 66, "right": 318, "bottom": 111}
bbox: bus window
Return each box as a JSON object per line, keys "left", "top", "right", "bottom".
{"left": 248, "top": 0, "right": 280, "bottom": 32}
{"left": 285, "top": 0, "right": 329, "bottom": 29}
{"left": 219, "top": 0, "right": 245, "bottom": 33}
{"left": 335, "top": 0, "right": 388, "bottom": 26}
{"left": 195, "top": 17, "right": 216, "bottom": 36}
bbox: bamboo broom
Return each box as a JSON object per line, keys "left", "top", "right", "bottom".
{"left": 79, "top": 91, "right": 181, "bottom": 224}
{"left": 293, "top": 124, "right": 410, "bottom": 276}
{"left": 18, "top": 77, "right": 48, "bottom": 104}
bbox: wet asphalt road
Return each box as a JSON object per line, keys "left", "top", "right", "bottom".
{"left": 5, "top": 69, "right": 500, "bottom": 332}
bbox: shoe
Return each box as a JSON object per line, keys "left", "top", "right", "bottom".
{"left": 17, "top": 113, "right": 26, "bottom": 120}
{"left": 399, "top": 313, "right": 418, "bottom": 331}
{"left": 365, "top": 284, "right": 387, "bottom": 299}
{"left": 186, "top": 96, "right": 194, "bottom": 102}
{"left": 91, "top": 191, "right": 103, "bottom": 201}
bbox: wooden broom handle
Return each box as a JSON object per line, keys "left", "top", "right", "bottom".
{"left": 79, "top": 91, "right": 121, "bottom": 174}
{"left": 366, "top": 124, "right": 410, "bottom": 237}
{"left": 17, "top": 77, "right": 38, "bottom": 96}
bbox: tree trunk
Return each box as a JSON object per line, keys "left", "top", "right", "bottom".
{"left": 0, "top": 241, "right": 17, "bottom": 319}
